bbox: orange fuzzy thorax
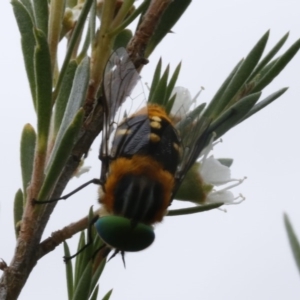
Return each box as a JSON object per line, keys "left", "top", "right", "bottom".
{"left": 134, "top": 104, "right": 174, "bottom": 124}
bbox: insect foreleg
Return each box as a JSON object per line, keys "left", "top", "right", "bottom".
{"left": 33, "top": 178, "right": 103, "bottom": 204}
{"left": 63, "top": 215, "right": 99, "bottom": 262}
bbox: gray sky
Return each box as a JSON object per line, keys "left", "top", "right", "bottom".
{"left": 1, "top": 0, "right": 300, "bottom": 299}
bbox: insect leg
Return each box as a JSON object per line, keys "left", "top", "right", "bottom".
{"left": 63, "top": 215, "right": 99, "bottom": 262}
{"left": 33, "top": 178, "right": 103, "bottom": 204}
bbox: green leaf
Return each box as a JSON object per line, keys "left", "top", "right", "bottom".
{"left": 38, "top": 109, "right": 84, "bottom": 201}
{"left": 64, "top": 242, "right": 74, "bottom": 300}
{"left": 209, "top": 92, "right": 261, "bottom": 139}
{"left": 101, "top": 289, "right": 113, "bottom": 300}
{"left": 75, "top": 232, "right": 87, "bottom": 287}
{"left": 256, "top": 58, "right": 279, "bottom": 79}
{"left": 53, "top": 61, "right": 78, "bottom": 137}
{"left": 77, "top": 234, "right": 93, "bottom": 286}
{"left": 165, "top": 62, "right": 181, "bottom": 104}
{"left": 20, "top": 0, "right": 34, "bottom": 19}
{"left": 48, "top": 0, "right": 66, "bottom": 71}
{"left": 11, "top": 0, "right": 37, "bottom": 108}
{"left": 54, "top": 0, "right": 94, "bottom": 98}
{"left": 34, "top": 28, "right": 52, "bottom": 152}
{"left": 238, "top": 87, "right": 288, "bottom": 124}
{"left": 148, "top": 58, "right": 162, "bottom": 103}
{"left": 203, "top": 59, "right": 243, "bottom": 119}
{"left": 78, "top": 1, "right": 96, "bottom": 61}
{"left": 72, "top": 262, "right": 93, "bottom": 300}
{"left": 145, "top": 0, "right": 191, "bottom": 57}
{"left": 167, "top": 203, "right": 223, "bottom": 216}
{"left": 113, "top": 29, "right": 133, "bottom": 50}
{"left": 150, "top": 65, "right": 169, "bottom": 106}
{"left": 48, "top": 57, "right": 89, "bottom": 170}
{"left": 20, "top": 123, "right": 36, "bottom": 201}
{"left": 209, "top": 31, "right": 269, "bottom": 119}
{"left": 110, "top": 0, "right": 150, "bottom": 36}
{"left": 165, "top": 93, "right": 176, "bottom": 114}
{"left": 32, "top": 0, "right": 49, "bottom": 35}
{"left": 90, "top": 259, "right": 106, "bottom": 295}
{"left": 248, "top": 32, "right": 289, "bottom": 82}
{"left": 252, "top": 38, "right": 300, "bottom": 93}
{"left": 284, "top": 214, "right": 300, "bottom": 275}
{"left": 13, "top": 189, "right": 23, "bottom": 238}
{"left": 176, "top": 103, "right": 206, "bottom": 133}
{"left": 89, "top": 285, "right": 99, "bottom": 300}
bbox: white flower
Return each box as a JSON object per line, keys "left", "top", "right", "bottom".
{"left": 175, "top": 137, "right": 245, "bottom": 207}
{"left": 170, "top": 87, "right": 193, "bottom": 114}
{"left": 198, "top": 139, "right": 246, "bottom": 205}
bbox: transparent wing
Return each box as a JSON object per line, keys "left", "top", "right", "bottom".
{"left": 100, "top": 48, "right": 147, "bottom": 177}
{"left": 103, "top": 48, "right": 141, "bottom": 122}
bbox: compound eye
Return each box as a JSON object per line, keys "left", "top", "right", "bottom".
{"left": 95, "top": 216, "right": 155, "bottom": 252}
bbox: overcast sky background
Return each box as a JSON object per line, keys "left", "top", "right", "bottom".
{"left": 1, "top": 0, "right": 300, "bottom": 299}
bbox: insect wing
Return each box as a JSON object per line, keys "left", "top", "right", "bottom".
{"left": 101, "top": 48, "right": 147, "bottom": 165}
{"left": 173, "top": 104, "right": 211, "bottom": 196}
{"left": 110, "top": 111, "right": 151, "bottom": 158}
{"left": 103, "top": 48, "right": 140, "bottom": 121}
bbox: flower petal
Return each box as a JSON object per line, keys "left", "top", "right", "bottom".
{"left": 171, "top": 87, "right": 192, "bottom": 114}
{"left": 206, "top": 190, "right": 235, "bottom": 204}
{"left": 200, "top": 156, "right": 231, "bottom": 185}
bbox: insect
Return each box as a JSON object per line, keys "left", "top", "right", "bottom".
{"left": 95, "top": 48, "right": 210, "bottom": 259}
{"left": 35, "top": 48, "right": 211, "bottom": 261}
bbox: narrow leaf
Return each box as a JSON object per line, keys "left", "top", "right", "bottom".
{"left": 72, "top": 262, "right": 93, "bottom": 300}
{"left": 64, "top": 242, "right": 74, "bottom": 300}
{"left": 110, "top": 0, "right": 150, "bottom": 36}
{"left": 54, "top": 0, "right": 94, "bottom": 97}
{"left": 210, "top": 31, "right": 269, "bottom": 118}
{"left": 78, "top": 1, "right": 97, "bottom": 60}
{"left": 32, "top": 0, "right": 49, "bottom": 35}
{"left": 284, "top": 214, "right": 300, "bottom": 275}
{"left": 75, "top": 232, "right": 86, "bottom": 287}
{"left": 148, "top": 58, "right": 162, "bottom": 103}
{"left": 248, "top": 32, "right": 290, "bottom": 82}
{"left": 252, "top": 38, "right": 300, "bottom": 92}
{"left": 20, "top": 0, "right": 34, "bottom": 19}
{"left": 151, "top": 65, "right": 169, "bottom": 106}
{"left": 89, "top": 285, "right": 99, "bottom": 300}
{"left": 238, "top": 87, "right": 288, "bottom": 124}
{"left": 165, "top": 62, "right": 182, "bottom": 103}
{"left": 209, "top": 92, "right": 261, "bottom": 138}
{"left": 38, "top": 109, "right": 84, "bottom": 201}
{"left": 48, "top": 57, "right": 89, "bottom": 171}
{"left": 165, "top": 93, "right": 176, "bottom": 114}
{"left": 34, "top": 28, "right": 52, "bottom": 152}
{"left": 145, "top": 0, "right": 191, "bottom": 57}
{"left": 20, "top": 123, "right": 36, "bottom": 201}
{"left": 90, "top": 259, "right": 106, "bottom": 294}
{"left": 53, "top": 61, "right": 78, "bottom": 137}
{"left": 48, "top": 0, "right": 66, "bottom": 72}
{"left": 11, "top": 0, "right": 36, "bottom": 108}
{"left": 203, "top": 59, "right": 243, "bottom": 118}
{"left": 13, "top": 189, "right": 23, "bottom": 238}
{"left": 176, "top": 103, "right": 206, "bottom": 133}
{"left": 101, "top": 289, "right": 113, "bottom": 300}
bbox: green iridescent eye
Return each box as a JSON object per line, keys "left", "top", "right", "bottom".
{"left": 95, "top": 216, "right": 155, "bottom": 252}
